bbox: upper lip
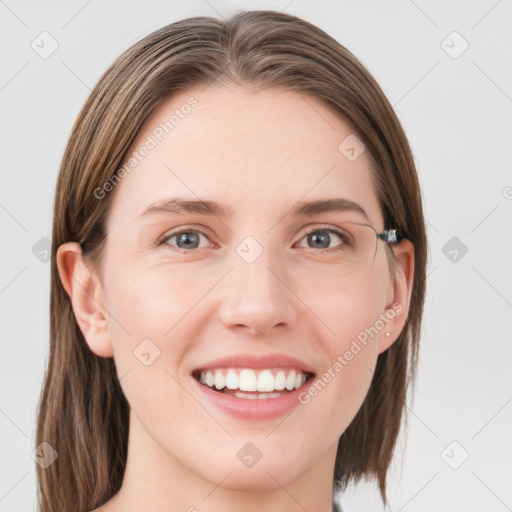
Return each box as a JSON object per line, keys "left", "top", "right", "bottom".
{"left": 192, "top": 353, "right": 316, "bottom": 375}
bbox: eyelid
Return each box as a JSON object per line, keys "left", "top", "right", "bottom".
{"left": 293, "top": 223, "right": 349, "bottom": 248}
{"left": 158, "top": 225, "right": 216, "bottom": 248}
{"left": 296, "top": 222, "right": 348, "bottom": 236}
{"left": 158, "top": 222, "right": 351, "bottom": 252}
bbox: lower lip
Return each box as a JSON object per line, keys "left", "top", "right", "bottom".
{"left": 192, "top": 375, "right": 314, "bottom": 420}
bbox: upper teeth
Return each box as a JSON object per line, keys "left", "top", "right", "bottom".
{"left": 198, "top": 368, "right": 308, "bottom": 392}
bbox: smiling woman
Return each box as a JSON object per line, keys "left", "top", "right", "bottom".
{"left": 36, "top": 10, "right": 427, "bottom": 512}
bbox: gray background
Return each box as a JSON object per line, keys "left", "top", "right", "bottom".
{"left": 1, "top": 1, "right": 511, "bottom": 510}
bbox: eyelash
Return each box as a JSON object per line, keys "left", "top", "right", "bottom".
{"left": 157, "top": 225, "right": 351, "bottom": 254}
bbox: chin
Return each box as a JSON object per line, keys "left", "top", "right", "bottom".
{"left": 206, "top": 463, "right": 304, "bottom": 491}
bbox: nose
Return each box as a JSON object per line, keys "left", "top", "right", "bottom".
{"left": 218, "top": 252, "right": 298, "bottom": 336}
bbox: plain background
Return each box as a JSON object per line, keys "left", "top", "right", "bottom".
{"left": 1, "top": 1, "right": 511, "bottom": 510}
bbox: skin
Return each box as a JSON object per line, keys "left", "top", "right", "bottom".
{"left": 57, "top": 83, "right": 414, "bottom": 512}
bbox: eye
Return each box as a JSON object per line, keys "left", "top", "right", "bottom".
{"left": 295, "top": 227, "right": 351, "bottom": 251}
{"left": 159, "top": 229, "right": 215, "bottom": 251}
{"left": 157, "top": 226, "right": 354, "bottom": 253}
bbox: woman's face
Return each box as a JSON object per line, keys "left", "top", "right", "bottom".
{"left": 85, "top": 85, "right": 410, "bottom": 491}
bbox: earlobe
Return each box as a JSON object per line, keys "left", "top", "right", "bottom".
{"left": 378, "top": 239, "right": 415, "bottom": 354}
{"left": 56, "top": 242, "right": 114, "bottom": 357}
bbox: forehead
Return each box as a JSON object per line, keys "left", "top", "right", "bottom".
{"left": 106, "top": 84, "right": 383, "bottom": 230}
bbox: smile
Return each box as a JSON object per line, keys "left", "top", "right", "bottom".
{"left": 193, "top": 368, "right": 314, "bottom": 399}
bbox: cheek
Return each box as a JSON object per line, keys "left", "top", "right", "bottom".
{"left": 102, "top": 259, "right": 231, "bottom": 402}
{"left": 299, "top": 259, "right": 390, "bottom": 347}
{"left": 103, "top": 259, "right": 219, "bottom": 345}
{"left": 101, "top": 264, "right": 205, "bottom": 429}
{"left": 295, "top": 263, "right": 390, "bottom": 420}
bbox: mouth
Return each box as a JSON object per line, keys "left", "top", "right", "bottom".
{"left": 192, "top": 367, "right": 316, "bottom": 400}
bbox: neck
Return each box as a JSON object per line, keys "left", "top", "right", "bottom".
{"left": 107, "top": 409, "right": 337, "bottom": 512}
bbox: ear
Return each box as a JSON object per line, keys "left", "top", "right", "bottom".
{"left": 378, "top": 239, "right": 415, "bottom": 354}
{"left": 56, "top": 242, "right": 114, "bottom": 357}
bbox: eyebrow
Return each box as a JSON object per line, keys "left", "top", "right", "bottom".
{"left": 136, "top": 197, "right": 369, "bottom": 222}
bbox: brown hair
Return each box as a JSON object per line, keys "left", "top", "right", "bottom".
{"left": 36, "top": 10, "right": 427, "bottom": 511}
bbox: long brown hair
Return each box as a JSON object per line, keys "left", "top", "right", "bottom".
{"left": 36, "top": 10, "right": 427, "bottom": 511}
